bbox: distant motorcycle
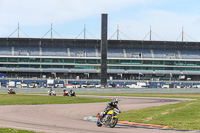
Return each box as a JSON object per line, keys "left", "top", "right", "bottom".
{"left": 97, "top": 108, "right": 121, "bottom": 128}
{"left": 48, "top": 90, "right": 56, "bottom": 96}
{"left": 7, "top": 88, "right": 16, "bottom": 94}
{"left": 63, "top": 89, "right": 69, "bottom": 96}
{"left": 69, "top": 90, "right": 76, "bottom": 97}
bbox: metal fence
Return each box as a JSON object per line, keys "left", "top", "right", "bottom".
{"left": 1, "top": 87, "right": 200, "bottom": 93}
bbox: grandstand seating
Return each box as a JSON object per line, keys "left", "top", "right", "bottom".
{"left": 42, "top": 68, "right": 69, "bottom": 72}
{"left": 108, "top": 48, "right": 124, "bottom": 58}
{"left": 70, "top": 47, "right": 96, "bottom": 57}
{"left": 0, "top": 67, "right": 12, "bottom": 71}
{"left": 70, "top": 68, "right": 97, "bottom": 73}
{"left": 14, "top": 68, "right": 40, "bottom": 72}
{"left": 107, "top": 69, "right": 125, "bottom": 73}
{"left": 127, "top": 70, "right": 153, "bottom": 74}
{"left": 42, "top": 47, "right": 68, "bottom": 56}
{"left": 125, "top": 48, "right": 152, "bottom": 58}
{"left": 182, "top": 71, "right": 200, "bottom": 75}
{"left": 0, "top": 45, "right": 200, "bottom": 60}
{"left": 2, "top": 38, "right": 200, "bottom": 82}
{"left": 153, "top": 49, "right": 179, "bottom": 59}
{"left": 0, "top": 46, "right": 12, "bottom": 55}
{"left": 14, "top": 46, "right": 39, "bottom": 56}
{"left": 155, "top": 70, "right": 180, "bottom": 75}
{"left": 180, "top": 49, "right": 200, "bottom": 59}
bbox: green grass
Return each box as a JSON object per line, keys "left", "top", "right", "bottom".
{"left": 118, "top": 100, "right": 200, "bottom": 130}
{"left": 0, "top": 128, "right": 42, "bottom": 133}
{"left": 0, "top": 94, "right": 111, "bottom": 133}
{"left": 81, "top": 93, "right": 200, "bottom": 130}
{"left": 2, "top": 93, "right": 200, "bottom": 130}
{"left": 0, "top": 94, "right": 111, "bottom": 105}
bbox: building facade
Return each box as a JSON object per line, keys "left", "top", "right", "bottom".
{"left": 0, "top": 38, "right": 200, "bottom": 81}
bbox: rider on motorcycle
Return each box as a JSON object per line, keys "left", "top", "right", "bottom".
{"left": 69, "top": 89, "right": 73, "bottom": 95}
{"left": 101, "top": 98, "right": 120, "bottom": 118}
{"left": 8, "top": 88, "right": 13, "bottom": 93}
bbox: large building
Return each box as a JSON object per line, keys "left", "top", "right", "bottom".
{"left": 0, "top": 37, "right": 200, "bottom": 81}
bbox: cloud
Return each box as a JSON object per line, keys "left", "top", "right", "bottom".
{"left": 0, "top": 0, "right": 153, "bottom": 37}
{"left": 109, "top": 8, "right": 200, "bottom": 41}
{"left": 0, "top": 0, "right": 151, "bottom": 26}
{"left": 1, "top": 0, "right": 199, "bottom": 41}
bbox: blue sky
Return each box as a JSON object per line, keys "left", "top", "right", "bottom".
{"left": 0, "top": 0, "right": 200, "bottom": 41}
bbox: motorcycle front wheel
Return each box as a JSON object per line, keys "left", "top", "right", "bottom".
{"left": 97, "top": 120, "right": 102, "bottom": 127}
{"left": 109, "top": 118, "right": 118, "bottom": 128}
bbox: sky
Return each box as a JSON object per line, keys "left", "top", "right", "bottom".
{"left": 0, "top": 0, "right": 200, "bottom": 41}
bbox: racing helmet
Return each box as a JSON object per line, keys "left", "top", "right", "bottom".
{"left": 112, "top": 98, "right": 118, "bottom": 105}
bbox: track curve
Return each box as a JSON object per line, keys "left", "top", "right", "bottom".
{"left": 0, "top": 95, "right": 193, "bottom": 133}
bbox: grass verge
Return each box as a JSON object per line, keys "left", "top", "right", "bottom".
{"left": 1, "top": 93, "right": 200, "bottom": 130}
{"left": 0, "top": 94, "right": 111, "bottom": 133}
{"left": 0, "top": 94, "right": 111, "bottom": 105}
{"left": 81, "top": 93, "right": 200, "bottom": 131}
{"left": 0, "top": 128, "right": 42, "bottom": 133}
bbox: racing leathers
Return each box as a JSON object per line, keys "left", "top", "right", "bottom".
{"left": 101, "top": 102, "right": 119, "bottom": 118}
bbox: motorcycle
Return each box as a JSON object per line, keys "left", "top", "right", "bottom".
{"left": 7, "top": 89, "right": 16, "bottom": 94}
{"left": 97, "top": 108, "right": 121, "bottom": 128}
{"left": 48, "top": 90, "right": 56, "bottom": 96}
{"left": 63, "top": 91, "right": 69, "bottom": 96}
{"left": 69, "top": 90, "right": 76, "bottom": 97}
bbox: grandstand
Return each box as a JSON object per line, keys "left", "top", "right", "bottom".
{"left": 0, "top": 37, "right": 200, "bottom": 81}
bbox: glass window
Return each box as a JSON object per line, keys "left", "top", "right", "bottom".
{"left": 86, "top": 59, "right": 97, "bottom": 64}
{"left": 19, "top": 58, "right": 29, "bottom": 62}
{"left": 108, "top": 60, "right": 120, "bottom": 64}
{"left": 64, "top": 59, "right": 74, "bottom": 63}
{"left": 29, "top": 58, "right": 40, "bottom": 63}
{"left": 120, "top": 60, "right": 130, "bottom": 65}
{"left": 0, "top": 58, "right": 7, "bottom": 62}
{"left": 8, "top": 58, "right": 18, "bottom": 62}
{"left": 29, "top": 65, "right": 40, "bottom": 68}
{"left": 186, "top": 61, "right": 197, "bottom": 66}
{"left": 153, "top": 61, "right": 163, "bottom": 65}
{"left": 75, "top": 59, "right": 85, "bottom": 64}
{"left": 42, "top": 58, "right": 52, "bottom": 63}
{"left": 164, "top": 61, "right": 174, "bottom": 65}
{"left": 143, "top": 60, "right": 153, "bottom": 65}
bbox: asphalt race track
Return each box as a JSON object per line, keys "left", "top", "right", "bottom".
{"left": 0, "top": 95, "right": 193, "bottom": 133}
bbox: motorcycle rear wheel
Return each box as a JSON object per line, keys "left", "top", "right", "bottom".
{"left": 109, "top": 118, "right": 118, "bottom": 128}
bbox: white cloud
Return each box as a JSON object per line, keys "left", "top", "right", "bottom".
{"left": 109, "top": 9, "right": 200, "bottom": 41}
{"left": 0, "top": 0, "right": 200, "bottom": 41}
{"left": 0, "top": 0, "right": 151, "bottom": 26}
{"left": 0, "top": 0, "right": 153, "bottom": 37}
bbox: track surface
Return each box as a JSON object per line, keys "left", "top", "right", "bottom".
{"left": 0, "top": 95, "right": 193, "bottom": 133}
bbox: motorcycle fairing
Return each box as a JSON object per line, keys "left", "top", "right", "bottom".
{"left": 107, "top": 110, "right": 114, "bottom": 114}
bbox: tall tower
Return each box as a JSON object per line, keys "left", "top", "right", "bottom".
{"left": 100, "top": 14, "right": 108, "bottom": 87}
